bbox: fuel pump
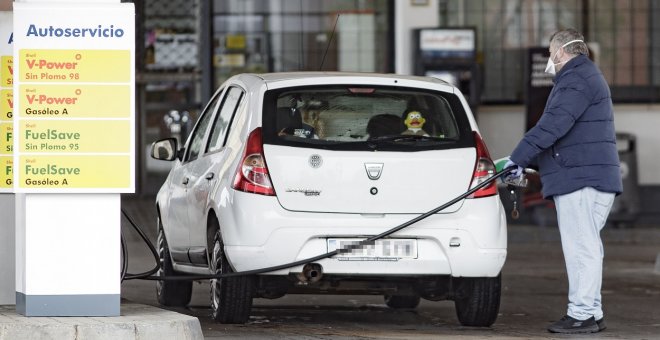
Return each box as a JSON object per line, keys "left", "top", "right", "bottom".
{"left": 413, "top": 28, "right": 480, "bottom": 112}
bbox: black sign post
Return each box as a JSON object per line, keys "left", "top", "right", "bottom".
{"left": 525, "top": 47, "right": 553, "bottom": 131}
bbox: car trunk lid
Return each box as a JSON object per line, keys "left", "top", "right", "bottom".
{"left": 264, "top": 145, "right": 476, "bottom": 214}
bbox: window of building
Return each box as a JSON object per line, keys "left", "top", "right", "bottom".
{"left": 212, "top": 0, "right": 394, "bottom": 87}
{"left": 441, "top": 0, "right": 659, "bottom": 103}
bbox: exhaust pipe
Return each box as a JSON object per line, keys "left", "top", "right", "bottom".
{"left": 299, "top": 263, "right": 323, "bottom": 284}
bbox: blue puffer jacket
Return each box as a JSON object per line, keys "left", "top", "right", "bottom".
{"left": 510, "top": 54, "right": 623, "bottom": 199}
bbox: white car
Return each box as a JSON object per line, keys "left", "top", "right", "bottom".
{"left": 151, "top": 72, "right": 507, "bottom": 326}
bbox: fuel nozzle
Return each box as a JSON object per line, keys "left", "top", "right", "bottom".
{"left": 503, "top": 174, "right": 528, "bottom": 188}
{"left": 494, "top": 157, "right": 536, "bottom": 220}
{"left": 493, "top": 157, "right": 534, "bottom": 188}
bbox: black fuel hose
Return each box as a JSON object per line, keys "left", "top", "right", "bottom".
{"left": 121, "top": 167, "right": 514, "bottom": 281}
{"left": 120, "top": 208, "right": 162, "bottom": 282}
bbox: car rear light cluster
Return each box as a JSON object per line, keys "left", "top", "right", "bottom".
{"left": 232, "top": 128, "right": 276, "bottom": 196}
{"left": 468, "top": 131, "right": 498, "bottom": 198}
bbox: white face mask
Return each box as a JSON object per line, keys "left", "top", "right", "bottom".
{"left": 545, "top": 39, "right": 584, "bottom": 75}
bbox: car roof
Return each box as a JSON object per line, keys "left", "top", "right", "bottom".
{"left": 232, "top": 72, "right": 454, "bottom": 88}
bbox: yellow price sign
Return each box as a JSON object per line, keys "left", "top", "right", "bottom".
{"left": 0, "top": 156, "right": 11, "bottom": 189}
{"left": 0, "top": 122, "right": 12, "bottom": 155}
{"left": 225, "top": 34, "right": 246, "bottom": 49}
{"left": 19, "top": 49, "right": 130, "bottom": 83}
{"left": 0, "top": 89, "right": 12, "bottom": 120}
{"left": 19, "top": 85, "right": 130, "bottom": 118}
{"left": 0, "top": 56, "right": 12, "bottom": 88}
{"left": 18, "top": 155, "right": 130, "bottom": 189}
{"left": 19, "top": 120, "right": 130, "bottom": 153}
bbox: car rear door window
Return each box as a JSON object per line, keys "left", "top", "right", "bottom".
{"left": 207, "top": 86, "right": 244, "bottom": 152}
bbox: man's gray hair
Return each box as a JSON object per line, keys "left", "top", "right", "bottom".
{"left": 550, "top": 28, "right": 589, "bottom": 57}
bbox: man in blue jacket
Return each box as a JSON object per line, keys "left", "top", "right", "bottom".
{"left": 505, "top": 28, "right": 623, "bottom": 334}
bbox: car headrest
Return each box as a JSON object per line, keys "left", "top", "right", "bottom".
{"left": 276, "top": 107, "right": 303, "bottom": 131}
{"left": 367, "top": 114, "right": 404, "bottom": 139}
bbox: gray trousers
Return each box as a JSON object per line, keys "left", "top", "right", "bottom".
{"left": 554, "top": 186, "right": 615, "bottom": 321}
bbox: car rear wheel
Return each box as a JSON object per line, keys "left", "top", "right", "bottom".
{"left": 384, "top": 294, "right": 421, "bottom": 309}
{"left": 453, "top": 275, "right": 501, "bottom": 327}
{"left": 156, "top": 218, "right": 193, "bottom": 307}
{"left": 210, "top": 226, "right": 255, "bottom": 323}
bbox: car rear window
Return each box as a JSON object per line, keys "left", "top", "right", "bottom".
{"left": 262, "top": 85, "right": 474, "bottom": 151}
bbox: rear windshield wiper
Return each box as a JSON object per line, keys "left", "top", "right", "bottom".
{"left": 367, "top": 135, "right": 455, "bottom": 145}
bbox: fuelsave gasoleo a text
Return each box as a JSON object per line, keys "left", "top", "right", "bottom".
{"left": 16, "top": 22, "right": 132, "bottom": 190}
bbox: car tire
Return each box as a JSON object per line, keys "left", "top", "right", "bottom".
{"left": 156, "top": 218, "right": 193, "bottom": 307}
{"left": 384, "top": 294, "right": 421, "bottom": 309}
{"left": 210, "top": 226, "right": 255, "bottom": 324}
{"left": 453, "top": 275, "right": 501, "bottom": 327}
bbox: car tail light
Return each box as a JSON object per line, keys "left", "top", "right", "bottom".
{"left": 468, "top": 131, "right": 497, "bottom": 198}
{"left": 232, "top": 128, "right": 276, "bottom": 196}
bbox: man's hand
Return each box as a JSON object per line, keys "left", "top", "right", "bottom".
{"left": 504, "top": 160, "right": 524, "bottom": 179}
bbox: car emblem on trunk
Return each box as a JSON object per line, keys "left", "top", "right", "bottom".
{"left": 309, "top": 154, "right": 323, "bottom": 168}
{"left": 364, "top": 163, "right": 384, "bottom": 180}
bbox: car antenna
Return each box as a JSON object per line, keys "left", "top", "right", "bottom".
{"left": 319, "top": 14, "right": 340, "bottom": 71}
{"left": 299, "top": 0, "right": 304, "bottom": 70}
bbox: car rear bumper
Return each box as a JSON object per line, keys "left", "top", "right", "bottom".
{"left": 219, "top": 191, "right": 507, "bottom": 277}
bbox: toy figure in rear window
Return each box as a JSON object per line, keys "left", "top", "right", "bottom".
{"left": 402, "top": 111, "right": 429, "bottom": 136}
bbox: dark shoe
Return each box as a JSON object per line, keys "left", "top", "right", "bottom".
{"left": 547, "top": 315, "right": 600, "bottom": 334}
{"left": 596, "top": 317, "right": 606, "bottom": 331}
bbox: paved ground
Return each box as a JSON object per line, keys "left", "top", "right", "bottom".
{"left": 120, "top": 195, "right": 660, "bottom": 339}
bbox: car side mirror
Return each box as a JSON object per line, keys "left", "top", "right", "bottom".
{"left": 151, "top": 138, "right": 179, "bottom": 161}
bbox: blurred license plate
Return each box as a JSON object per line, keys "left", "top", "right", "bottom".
{"left": 327, "top": 238, "right": 417, "bottom": 259}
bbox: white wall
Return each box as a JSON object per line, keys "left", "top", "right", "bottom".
{"left": 477, "top": 105, "right": 660, "bottom": 185}
{"left": 395, "top": 0, "right": 439, "bottom": 75}
{"left": 477, "top": 106, "right": 526, "bottom": 162}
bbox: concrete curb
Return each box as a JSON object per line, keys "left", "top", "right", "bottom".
{"left": 0, "top": 303, "right": 203, "bottom": 340}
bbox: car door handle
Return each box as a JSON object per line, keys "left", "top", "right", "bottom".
{"left": 205, "top": 172, "right": 215, "bottom": 180}
{"left": 182, "top": 177, "right": 189, "bottom": 185}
